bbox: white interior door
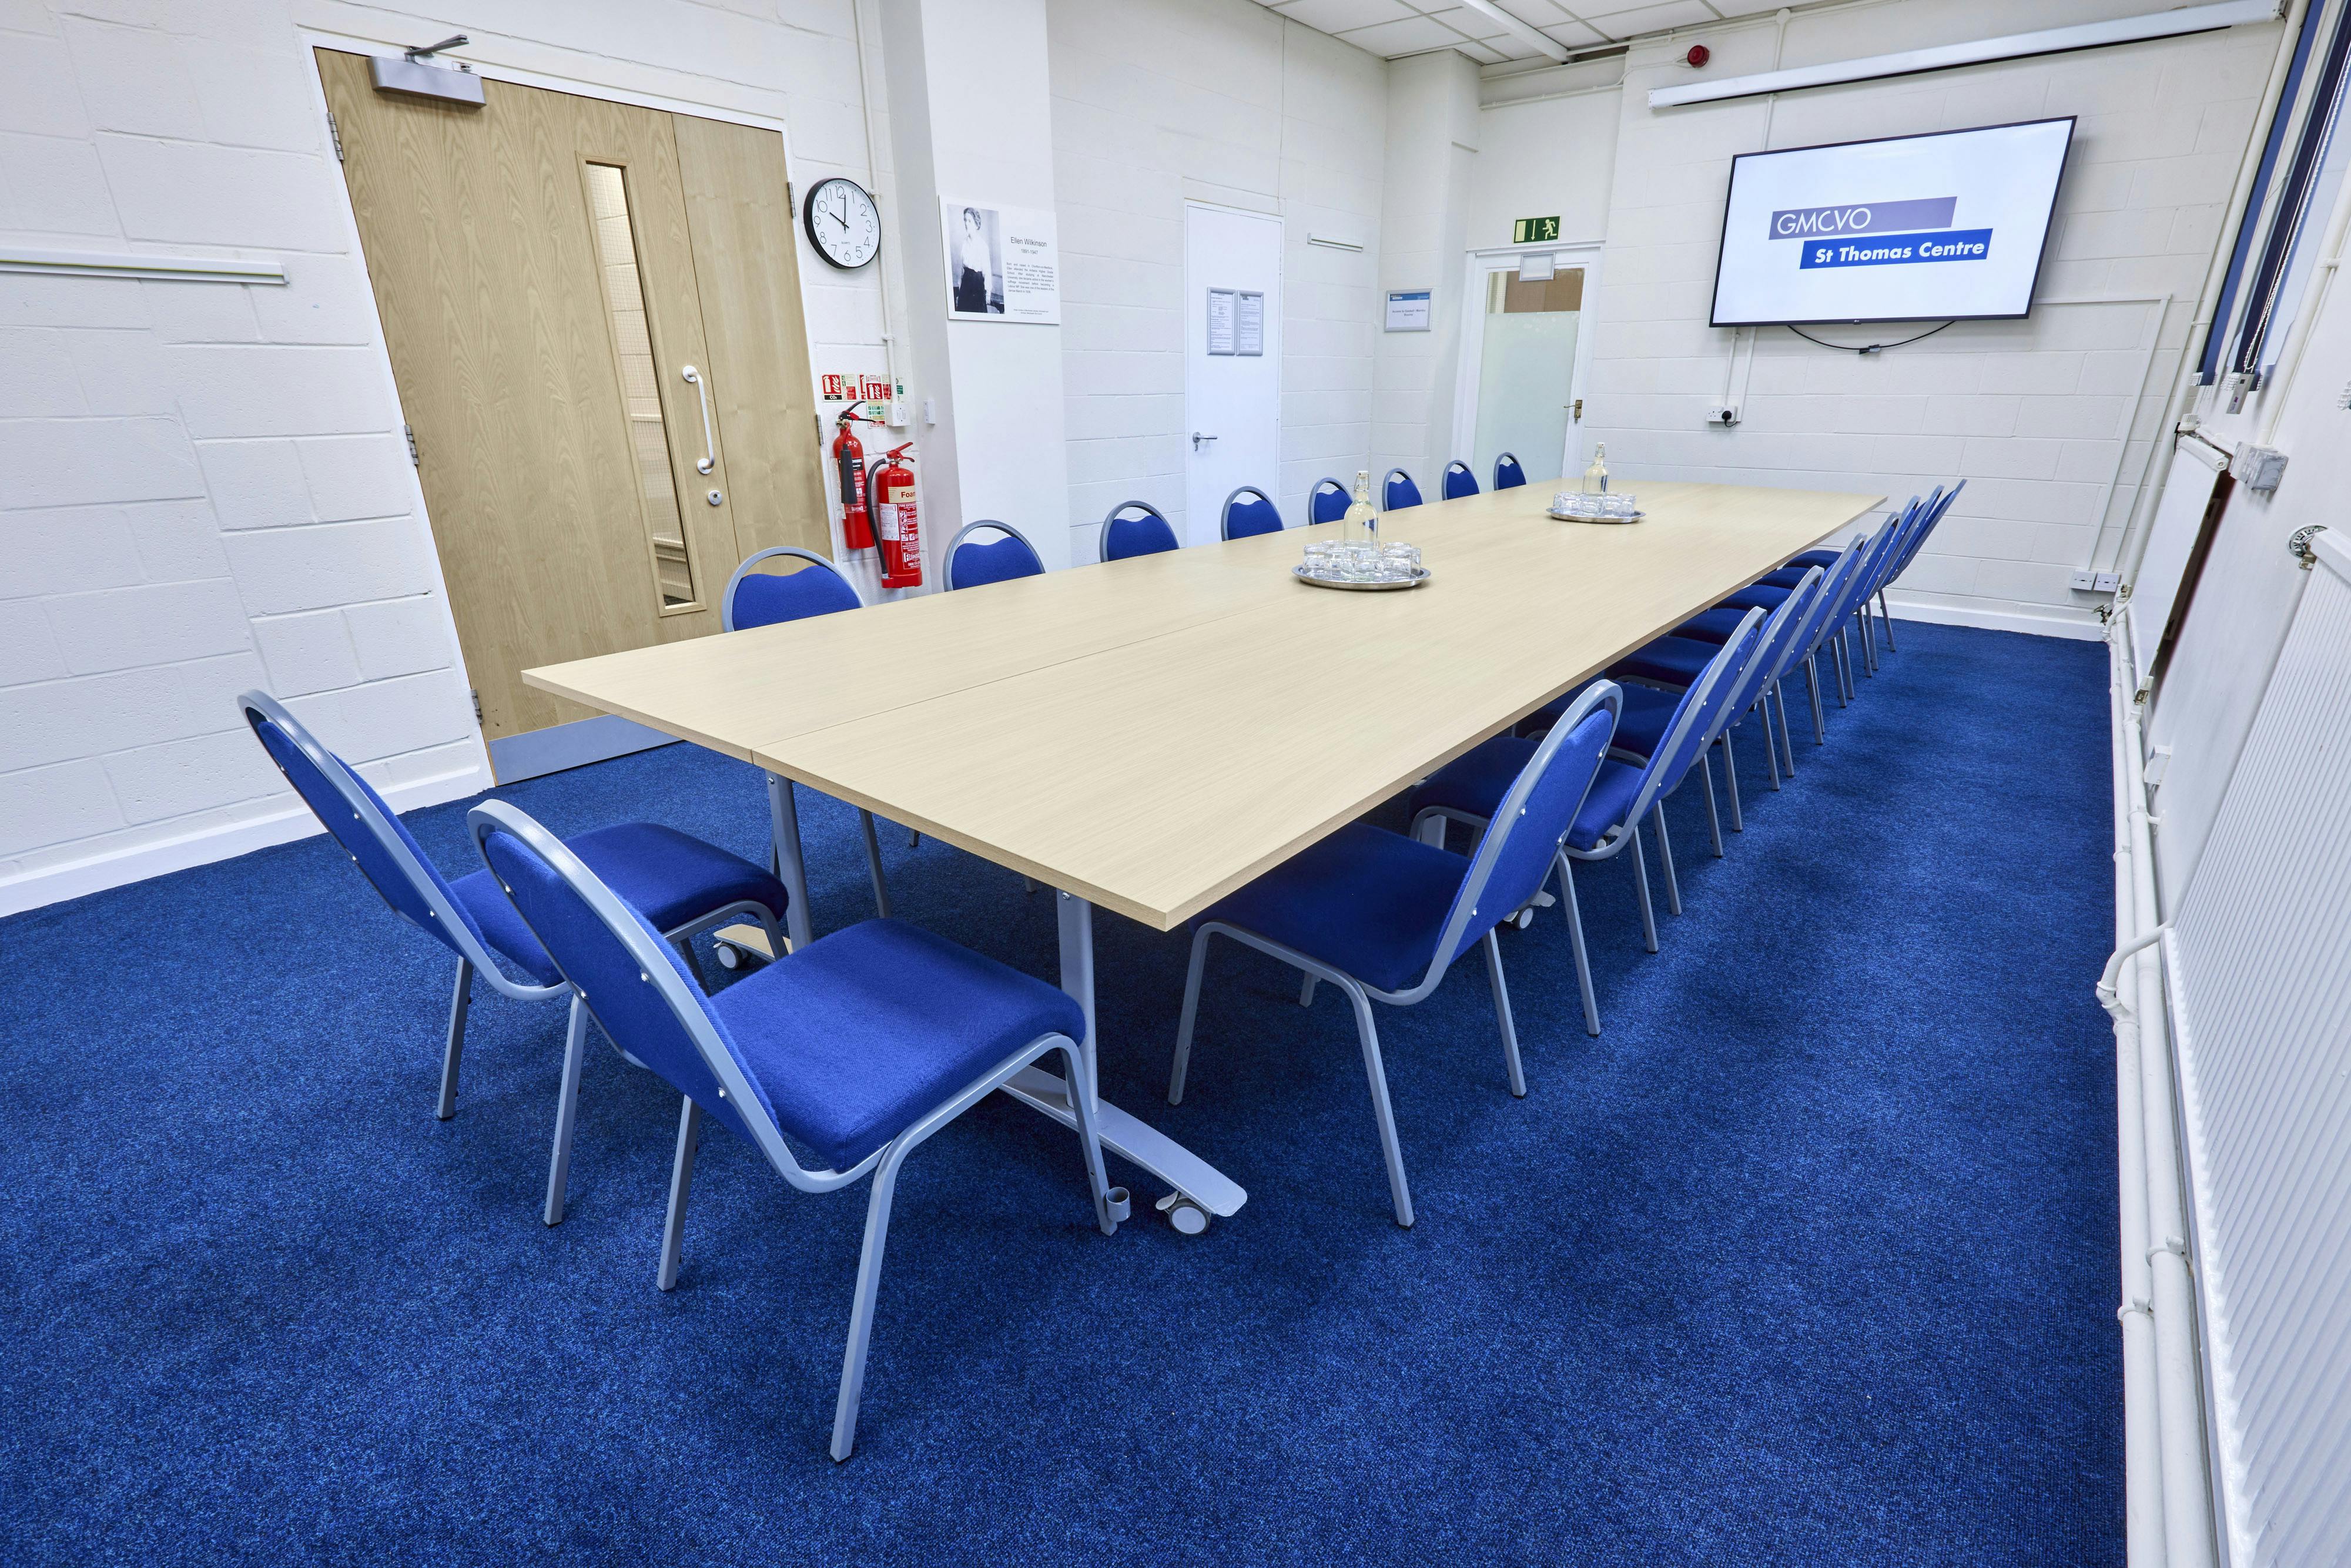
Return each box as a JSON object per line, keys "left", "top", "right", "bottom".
{"left": 1185, "top": 205, "right": 1282, "bottom": 547}
{"left": 1452, "top": 246, "right": 1600, "bottom": 488}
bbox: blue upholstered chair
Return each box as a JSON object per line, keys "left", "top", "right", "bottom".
{"left": 1309, "top": 477, "right": 1350, "bottom": 525}
{"left": 1220, "top": 485, "right": 1285, "bottom": 541}
{"left": 237, "top": 690, "right": 787, "bottom": 1227}
{"left": 1441, "top": 461, "right": 1479, "bottom": 500}
{"left": 1383, "top": 468, "right": 1422, "bottom": 511}
{"left": 1411, "top": 614, "right": 1763, "bottom": 1037}
{"left": 1168, "top": 685, "right": 1620, "bottom": 1227}
{"left": 945, "top": 520, "right": 1046, "bottom": 589}
{"left": 1101, "top": 500, "right": 1179, "bottom": 561}
{"left": 1871, "top": 479, "right": 1964, "bottom": 653}
{"left": 721, "top": 547, "right": 896, "bottom": 925}
{"left": 1492, "top": 453, "right": 1527, "bottom": 491}
{"left": 466, "top": 799, "right": 1119, "bottom": 1463}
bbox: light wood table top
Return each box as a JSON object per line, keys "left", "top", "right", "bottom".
{"left": 527, "top": 480, "right": 1883, "bottom": 929}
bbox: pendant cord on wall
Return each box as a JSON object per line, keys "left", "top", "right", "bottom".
{"left": 1784, "top": 320, "right": 1956, "bottom": 354}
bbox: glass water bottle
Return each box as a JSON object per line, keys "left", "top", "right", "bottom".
{"left": 1341, "top": 470, "right": 1379, "bottom": 548}
{"left": 1582, "top": 444, "right": 1609, "bottom": 495}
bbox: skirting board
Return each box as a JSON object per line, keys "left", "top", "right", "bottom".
{"left": 1881, "top": 591, "right": 2106, "bottom": 642}
{"left": 0, "top": 759, "right": 490, "bottom": 919}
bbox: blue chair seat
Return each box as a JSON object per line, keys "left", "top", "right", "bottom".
{"left": 1200, "top": 821, "right": 1465, "bottom": 994}
{"left": 1789, "top": 548, "right": 1840, "bottom": 568}
{"left": 452, "top": 822, "right": 787, "bottom": 986}
{"left": 1671, "top": 605, "right": 1751, "bottom": 644}
{"left": 1531, "top": 680, "right": 1680, "bottom": 756}
{"left": 1757, "top": 566, "right": 1809, "bottom": 589}
{"left": 707, "top": 918, "right": 1086, "bottom": 1168}
{"left": 1608, "top": 633, "right": 1726, "bottom": 689}
{"left": 1720, "top": 582, "right": 1791, "bottom": 612}
{"left": 1412, "top": 739, "right": 1643, "bottom": 854}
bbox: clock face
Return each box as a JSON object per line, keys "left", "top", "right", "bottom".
{"left": 803, "top": 177, "right": 880, "bottom": 270}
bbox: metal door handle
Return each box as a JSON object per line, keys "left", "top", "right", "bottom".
{"left": 681, "top": 364, "right": 715, "bottom": 474}
{"left": 1191, "top": 431, "right": 1217, "bottom": 451}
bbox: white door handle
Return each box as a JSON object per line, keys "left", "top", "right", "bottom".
{"left": 681, "top": 364, "right": 716, "bottom": 474}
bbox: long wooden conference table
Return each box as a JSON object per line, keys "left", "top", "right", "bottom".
{"left": 526, "top": 479, "right": 1884, "bottom": 1228}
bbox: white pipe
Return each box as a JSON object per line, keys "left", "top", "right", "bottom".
{"left": 2101, "top": 609, "right": 2223, "bottom": 1567}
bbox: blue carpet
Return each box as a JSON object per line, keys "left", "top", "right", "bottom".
{"left": 0, "top": 623, "right": 2119, "bottom": 1566}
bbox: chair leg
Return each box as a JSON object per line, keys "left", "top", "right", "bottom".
{"left": 1833, "top": 630, "right": 1852, "bottom": 705}
{"left": 832, "top": 1132, "right": 913, "bottom": 1462}
{"left": 438, "top": 958, "right": 472, "bottom": 1121}
{"left": 1699, "top": 752, "right": 1724, "bottom": 857}
{"left": 1756, "top": 700, "right": 1782, "bottom": 792}
{"left": 1877, "top": 589, "right": 1897, "bottom": 651}
{"left": 544, "top": 992, "right": 590, "bottom": 1227}
{"left": 1022, "top": 876, "right": 1037, "bottom": 895}
{"left": 1168, "top": 926, "right": 1214, "bottom": 1105}
{"left": 676, "top": 934, "right": 711, "bottom": 992}
{"left": 907, "top": 825, "right": 921, "bottom": 849}
{"left": 1652, "top": 800, "right": 1682, "bottom": 916}
{"left": 1298, "top": 973, "right": 1318, "bottom": 1007}
{"left": 1629, "top": 825, "right": 1660, "bottom": 954}
{"left": 1719, "top": 732, "right": 1744, "bottom": 831}
{"left": 657, "top": 1095, "right": 701, "bottom": 1291}
{"left": 1556, "top": 853, "right": 1600, "bottom": 1036}
{"left": 1773, "top": 682, "right": 1799, "bottom": 776}
{"left": 1481, "top": 929, "right": 1526, "bottom": 1098}
{"left": 1341, "top": 980, "right": 1414, "bottom": 1228}
{"left": 859, "top": 808, "right": 892, "bottom": 919}
{"left": 1802, "top": 656, "right": 1827, "bottom": 745}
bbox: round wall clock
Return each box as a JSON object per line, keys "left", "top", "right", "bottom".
{"left": 802, "top": 177, "right": 881, "bottom": 270}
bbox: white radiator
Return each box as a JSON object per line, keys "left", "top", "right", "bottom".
{"left": 2162, "top": 523, "right": 2351, "bottom": 1567}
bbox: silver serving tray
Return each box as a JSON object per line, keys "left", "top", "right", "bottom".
{"left": 1294, "top": 563, "right": 1433, "bottom": 592}
{"left": 1549, "top": 507, "right": 1646, "bottom": 524}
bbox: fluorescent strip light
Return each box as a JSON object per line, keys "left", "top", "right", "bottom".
{"left": 1452, "top": 0, "right": 1570, "bottom": 63}
{"left": 0, "top": 247, "right": 288, "bottom": 285}
{"left": 1648, "top": 0, "right": 2278, "bottom": 109}
{"left": 1308, "top": 234, "right": 1366, "bottom": 252}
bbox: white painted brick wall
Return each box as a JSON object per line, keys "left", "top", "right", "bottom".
{"left": 1047, "top": 0, "right": 1386, "bottom": 555}
{"left": 1550, "top": 1, "right": 2279, "bottom": 636}
{"left": 0, "top": 0, "right": 893, "bottom": 913}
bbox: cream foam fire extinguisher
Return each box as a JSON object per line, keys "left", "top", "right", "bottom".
{"left": 872, "top": 443, "right": 922, "bottom": 589}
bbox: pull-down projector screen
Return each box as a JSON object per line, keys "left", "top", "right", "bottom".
{"left": 1709, "top": 118, "right": 2076, "bottom": 327}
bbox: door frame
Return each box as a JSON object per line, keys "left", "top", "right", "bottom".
{"left": 297, "top": 28, "right": 813, "bottom": 782}
{"left": 1449, "top": 240, "right": 1605, "bottom": 485}
{"left": 1182, "top": 199, "right": 1283, "bottom": 550}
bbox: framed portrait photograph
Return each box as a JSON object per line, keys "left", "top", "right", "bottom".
{"left": 941, "top": 199, "right": 1061, "bottom": 324}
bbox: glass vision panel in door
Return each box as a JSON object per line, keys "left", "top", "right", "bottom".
{"left": 1471, "top": 268, "right": 1582, "bottom": 487}
{"left": 585, "top": 163, "right": 696, "bottom": 610}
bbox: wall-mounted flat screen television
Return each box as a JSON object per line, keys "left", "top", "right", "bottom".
{"left": 1709, "top": 117, "right": 2077, "bottom": 327}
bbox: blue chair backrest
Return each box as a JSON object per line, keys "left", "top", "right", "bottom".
{"left": 472, "top": 803, "right": 767, "bottom": 1148}
{"left": 1493, "top": 453, "right": 1526, "bottom": 490}
{"left": 1723, "top": 567, "right": 1823, "bottom": 716}
{"left": 1441, "top": 462, "right": 1478, "bottom": 500}
{"left": 1221, "top": 486, "right": 1284, "bottom": 541}
{"left": 1650, "top": 609, "right": 1767, "bottom": 790}
{"left": 1102, "top": 501, "right": 1179, "bottom": 561}
{"left": 1384, "top": 469, "right": 1422, "bottom": 510}
{"left": 237, "top": 691, "right": 488, "bottom": 965}
{"left": 946, "top": 521, "right": 1046, "bottom": 589}
{"left": 1432, "top": 685, "right": 1620, "bottom": 976}
{"left": 1309, "top": 478, "right": 1349, "bottom": 525}
{"left": 1780, "top": 538, "right": 1868, "bottom": 671}
{"left": 1891, "top": 480, "right": 1962, "bottom": 576}
{"left": 722, "top": 546, "right": 862, "bottom": 632}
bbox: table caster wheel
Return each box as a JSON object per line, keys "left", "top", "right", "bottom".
{"left": 1156, "top": 1192, "right": 1210, "bottom": 1235}
{"left": 1510, "top": 906, "right": 1535, "bottom": 930}
{"left": 714, "top": 942, "right": 742, "bottom": 970}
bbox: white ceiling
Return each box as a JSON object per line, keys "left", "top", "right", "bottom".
{"left": 1258, "top": 0, "right": 1785, "bottom": 65}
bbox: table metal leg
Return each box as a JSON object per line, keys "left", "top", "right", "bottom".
{"left": 999, "top": 890, "right": 1248, "bottom": 1221}
{"left": 766, "top": 772, "right": 815, "bottom": 952}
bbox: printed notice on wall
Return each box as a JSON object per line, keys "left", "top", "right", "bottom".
{"left": 1234, "top": 290, "right": 1264, "bottom": 356}
{"left": 943, "top": 199, "right": 1062, "bottom": 324}
{"left": 1206, "top": 289, "right": 1235, "bottom": 354}
{"left": 1385, "top": 290, "right": 1431, "bottom": 331}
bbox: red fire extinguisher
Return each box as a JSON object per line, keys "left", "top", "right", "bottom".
{"left": 872, "top": 443, "right": 923, "bottom": 589}
{"left": 832, "top": 407, "right": 873, "bottom": 550}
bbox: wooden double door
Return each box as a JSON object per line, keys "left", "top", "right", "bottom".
{"left": 318, "top": 51, "right": 829, "bottom": 770}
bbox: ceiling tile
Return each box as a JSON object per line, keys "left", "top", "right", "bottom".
{"left": 1269, "top": 0, "right": 1417, "bottom": 35}
{"left": 1579, "top": 0, "right": 1716, "bottom": 36}
{"left": 1539, "top": 18, "right": 1609, "bottom": 48}
{"left": 1458, "top": 37, "right": 1512, "bottom": 62}
{"left": 1334, "top": 13, "right": 1481, "bottom": 52}
{"left": 1496, "top": 0, "right": 1577, "bottom": 24}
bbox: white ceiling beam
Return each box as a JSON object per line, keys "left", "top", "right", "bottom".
{"left": 1451, "top": 0, "right": 1572, "bottom": 62}
{"left": 1647, "top": 0, "right": 2278, "bottom": 109}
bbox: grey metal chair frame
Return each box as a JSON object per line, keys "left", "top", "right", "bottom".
{"left": 466, "top": 799, "right": 1120, "bottom": 1463}
{"left": 943, "top": 519, "right": 1046, "bottom": 589}
{"left": 1218, "top": 484, "right": 1284, "bottom": 541}
{"left": 1169, "top": 682, "right": 1622, "bottom": 1228}
{"left": 1415, "top": 615, "right": 1759, "bottom": 1036}
{"left": 237, "top": 691, "right": 785, "bottom": 1228}
{"left": 719, "top": 545, "right": 897, "bottom": 921}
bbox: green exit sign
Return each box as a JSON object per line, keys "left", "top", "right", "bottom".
{"left": 1512, "top": 216, "right": 1561, "bottom": 243}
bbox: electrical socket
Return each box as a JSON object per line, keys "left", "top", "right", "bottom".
{"left": 1706, "top": 404, "right": 1740, "bottom": 426}
{"left": 2095, "top": 572, "right": 2120, "bottom": 593}
{"left": 2070, "top": 569, "right": 2122, "bottom": 594}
